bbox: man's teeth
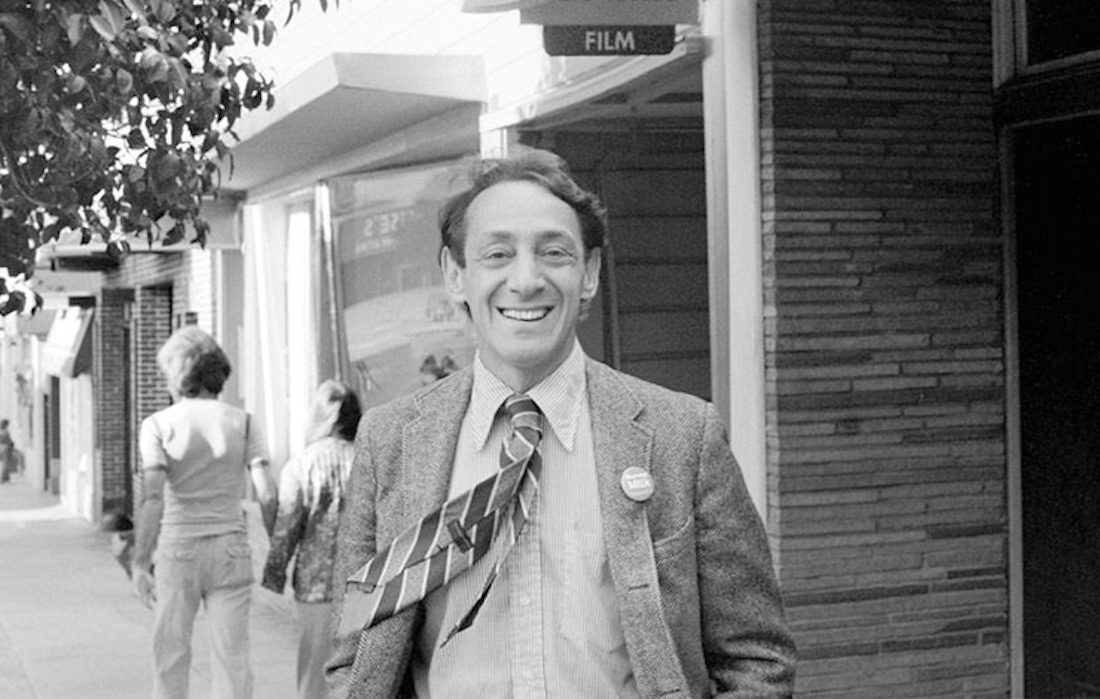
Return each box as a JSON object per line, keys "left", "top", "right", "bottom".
{"left": 501, "top": 308, "right": 548, "bottom": 321}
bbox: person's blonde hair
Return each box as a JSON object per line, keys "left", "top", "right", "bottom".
{"left": 156, "top": 327, "right": 231, "bottom": 398}
{"left": 305, "top": 380, "right": 362, "bottom": 445}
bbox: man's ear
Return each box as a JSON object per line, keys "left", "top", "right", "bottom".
{"left": 577, "top": 248, "right": 601, "bottom": 322}
{"left": 440, "top": 247, "right": 466, "bottom": 305}
{"left": 581, "top": 248, "right": 601, "bottom": 301}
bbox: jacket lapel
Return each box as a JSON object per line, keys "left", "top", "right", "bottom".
{"left": 587, "top": 359, "right": 651, "bottom": 525}
{"left": 586, "top": 359, "right": 656, "bottom": 588}
{"left": 586, "top": 360, "right": 690, "bottom": 698}
{"left": 395, "top": 369, "right": 473, "bottom": 532}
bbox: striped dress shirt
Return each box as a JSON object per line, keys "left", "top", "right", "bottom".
{"left": 412, "top": 342, "right": 642, "bottom": 698}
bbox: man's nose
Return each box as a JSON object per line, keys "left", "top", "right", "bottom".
{"left": 508, "top": 251, "right": 545, "bottom": 293}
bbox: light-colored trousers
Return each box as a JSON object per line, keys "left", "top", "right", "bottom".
{"left": 153, "top": 532, "right": 254, "bottom": 699}
{"left": 296, "top": 601, "right": 335, "bottom": 699}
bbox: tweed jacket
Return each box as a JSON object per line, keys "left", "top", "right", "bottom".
{"left": 328, "top": 358, "right": 796, "bottom": 699}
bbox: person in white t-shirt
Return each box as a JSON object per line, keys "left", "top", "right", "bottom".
{"left": 131, "top": 326, "right": 277, "bottom": 699}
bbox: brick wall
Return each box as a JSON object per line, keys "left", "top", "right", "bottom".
{"left": 95, "top": 287, "right": 134, "bottom": 516}
{"left": 129, "top": 285, "right": 173, "bottom": 506}
{"left": 758, "top": 2, "right": 1007, "bottom": 697}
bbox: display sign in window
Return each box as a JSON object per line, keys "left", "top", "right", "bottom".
{"left": 329, "top": 161, "right": 475, "bottom": 411}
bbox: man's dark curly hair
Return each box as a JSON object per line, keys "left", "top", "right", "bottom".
{"left": 438, "top": 149, "right": 608, "bottom": 267}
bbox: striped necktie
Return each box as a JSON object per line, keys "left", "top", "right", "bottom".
{"left": 338, "top": 394, "right": 543, "bottom": 642}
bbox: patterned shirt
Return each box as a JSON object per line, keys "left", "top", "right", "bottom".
{"left": 262, "top": 436, "right": 356, "bottom": 603}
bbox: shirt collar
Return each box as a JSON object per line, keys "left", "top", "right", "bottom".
{"left": 469, "top": 341, "right": 587, "bottom": 452}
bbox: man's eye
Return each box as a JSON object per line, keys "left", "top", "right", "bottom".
{"left": 542, "top": 248, "right": 574, "bottom": 260}
{"left": 482, "top": 250, "right": 511, "bottom": 262}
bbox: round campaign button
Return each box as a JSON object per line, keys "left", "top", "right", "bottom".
{"left": 620, "top": 466, "right": 655, "bottom": 502}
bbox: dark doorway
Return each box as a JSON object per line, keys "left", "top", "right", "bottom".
{"left": 1015, "top": 115, "right": 1100, "bottom": 698}
{"left": 46, "top": 375, "right": 60, "bottom": 493}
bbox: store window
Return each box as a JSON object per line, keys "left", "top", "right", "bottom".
{"left": 327, "top": 161, "right": 474, "bottom": 412}
{"left": 1024, "top": 0, "right": 1100, "bottom": 65}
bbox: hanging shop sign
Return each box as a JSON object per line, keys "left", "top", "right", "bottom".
{"left": 543, "top": 25, "right": 675, "bottom": 55}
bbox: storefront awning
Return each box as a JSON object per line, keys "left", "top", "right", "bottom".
{"left": 42, "top": 306, "right": 94, "bottom": 378}
{"left": 225, "top": 53, "right": 487, "bottom": 194}
{"left": 462, "top": 0, "right": 698, "bottom": 24}
{"left": 462, "top": 0, "right": 549, "bottom": 10}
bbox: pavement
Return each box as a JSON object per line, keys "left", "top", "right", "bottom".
{"left": 0, "top": 473, "right": 301, "bottom": 699}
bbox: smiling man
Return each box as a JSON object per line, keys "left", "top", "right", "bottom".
{"left": 327, "top": 150, "right": 796, "bottom": 699}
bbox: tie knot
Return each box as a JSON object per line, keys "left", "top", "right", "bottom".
{"left": 503, "top": 394, "right": 542, "bottom": 433}
{"left": 500, "top": 394, "right": 542, "bottom": 467}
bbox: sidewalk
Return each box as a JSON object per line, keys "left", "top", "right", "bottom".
{"left": 0, "top": 474, "right": 300, "bottom": 699}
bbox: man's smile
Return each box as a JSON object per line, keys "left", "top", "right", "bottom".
{"left": 499, "top": 307, "right": 551, "bottom": 321}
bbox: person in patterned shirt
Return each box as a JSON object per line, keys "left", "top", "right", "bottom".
{"left": 262, "top": 379, "right": 362, "bottom": 699}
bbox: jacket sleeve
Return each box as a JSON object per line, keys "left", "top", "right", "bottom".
{"left": 325, "top": 414, "right": 417, "bottom": 699}
{"left": 696, "top": 403, "right": 797, "bottom": 697}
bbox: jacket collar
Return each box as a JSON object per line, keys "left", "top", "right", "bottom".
{"left": 399, "top": 358, "right": 654, "bottom": 529}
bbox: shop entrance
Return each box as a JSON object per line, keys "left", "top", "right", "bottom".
{"left": 1014, "top": 114, "right": 1100, "bottom": 698}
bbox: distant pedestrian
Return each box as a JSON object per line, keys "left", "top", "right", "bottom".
{"left": 262, "top": 379, "right": 362, "bottom": 699}
{"left": 0, "top": 418, "right": 14, "bottom": 483}
{"left": 131, "top": 327, "right": 277, "bottom": 699}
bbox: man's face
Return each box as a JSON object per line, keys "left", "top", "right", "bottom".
{"left": 442, "top": 180, "right": 600, "bottom": 391}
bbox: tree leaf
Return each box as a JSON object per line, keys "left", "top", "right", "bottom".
{"left": 99, "top": 0, "right": 126, "bottom": 36}
{"left": 122, "top": 0, "right": 148, "bottom": 18}
{"left": 65, "top": 13, "right": 85, "bottom": 45}
{"left": 88, "top": 14, "right": 115, "bottom": 40}
{"left": 210, "top": 22, "right": 234, "bottom": 49}
{"left": 151, "top": 0, "right": 175, "bottom": 24}
{"left": 163, "top": 221, "right": 185, "bottom": 245}
{"left": 116, "top": 68, "right": 133, "bottom": 94}
{"left": 0, "top": 13, "right": 34, "bottom": 45}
